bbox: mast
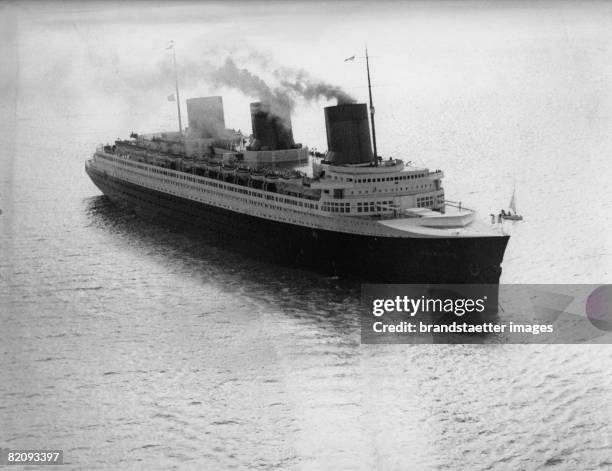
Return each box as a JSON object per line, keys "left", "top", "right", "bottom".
{"left": 509, "top": 183, "right": 517, "bottom": 213}
{"left": 171, "top": 43, "right": 183, "bottom": 135}
{"left": 365, "top": 47, "right": 378, "bottom": 165}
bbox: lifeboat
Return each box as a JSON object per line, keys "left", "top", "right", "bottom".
{"left": 192, "top": 158, "right": 208, "bottom": 176}
{"left": 235, "top": 166, "right": 251, "bottom": 181}
{"left": 249, "top": 169, "right": 265, "bottom": 189}
{"left": 279, "top": 170, "right": 304, "bottom": 185}
{"left": 264, "top": 171, "right": 280, "bottom": 183}
{"left": 250, "top": 169, "right": 265, "bottom": 181}
{"left": 156, "top": 154, "right": 173, "bottom": 168}
{"left": 205, "top": 158, "right": 221, "bottom": 171}
{"left": 204, "top": 158, "right": 221, "bottom": 178}
{"left": 221, "top": 164, "right": 236, "bottom": 181}
{"left": 181, "top": 159, "right": 193, "bottom": 172}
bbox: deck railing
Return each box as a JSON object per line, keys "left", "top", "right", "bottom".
{"left": 444, "top": 200, "right": 475, "bottom": 213}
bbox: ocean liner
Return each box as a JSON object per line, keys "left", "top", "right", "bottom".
{"left": 85, "top": 53, "right": 510, "bottom": 284}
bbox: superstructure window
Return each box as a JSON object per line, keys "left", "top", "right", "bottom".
{"left": 417, "top": 196, "right": 435, "bottom": 208}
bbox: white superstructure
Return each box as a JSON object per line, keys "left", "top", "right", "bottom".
{"left": 86, "top": 144, "right": 505, "bottom": 240}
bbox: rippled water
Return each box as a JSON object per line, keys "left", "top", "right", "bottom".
{"left": 2, "top": 3, "right": 612, "bottom": 470}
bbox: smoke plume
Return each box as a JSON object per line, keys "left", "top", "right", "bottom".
{"left": 207, "top": 58, "right": 294, "bottom": 116}
{"left": 120, "top": 46, "right": 357, "bottom": 124}
{"left": 279, "top": 78, "right": 355, "bottom": 105}
{"left": 201, "top": 55, "right": 356, "bottom": 113}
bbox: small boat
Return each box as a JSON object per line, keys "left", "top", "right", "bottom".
{"left": 264, "top": 171, "right": 280, "bottom": 183}
{"left": 279, "top": 170, "right": 304, "bottom": 184}
{"left": 235, "top": 166, "right": 251, "bottom": 181}
{"left": 250, "top": 169, "right": 265, "bottom": 181}
{"left": 501, "top": 185, "right": 523, "bottom": 221}
{"left": 181, "top": 157, "right": 193, "bottom": 172}
{"left": 220, "top": 164, "right": 236, "bottom": 177}
{"left": 204, "top": 158, "right": 221, "bottom": 170}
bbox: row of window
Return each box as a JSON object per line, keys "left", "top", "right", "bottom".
{"left": 357, "top": 200, "right": 394, "bottom": 213}
{"left": 100, "top": 153, "right": 434, "bottom": 215}
{"left": 350, "top": 183, "right": 434, "bottom": 196}
{"left": 102, "top": 153, "right": 313, "bottom": 207}
{"left": 333, "top": 173, "right": 427, "bottom": 183}
{"left": 102, "top": 155, "right": 322, "bottom": 212}
{"left": 98, "top": 164, "right": 380, "bottom": 236}
{"left": 322, "top": 201, "right": 351, "bottom": 213}
{"left": 417, "top": 196, "right": 436, "bottom": 208}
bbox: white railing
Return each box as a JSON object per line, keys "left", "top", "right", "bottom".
{"left": 444, "top": 200, "right": 475, "bottom": 213}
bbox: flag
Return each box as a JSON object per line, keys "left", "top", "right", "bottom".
{"left": 344, "top": 55, "right": 355, "bottom": 62}
{"left": 167, "top": 94, "right": 175, "bottom": 102}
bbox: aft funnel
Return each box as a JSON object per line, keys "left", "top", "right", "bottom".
{"left": 324, "top": 103, "right": 373, "bottom": 165}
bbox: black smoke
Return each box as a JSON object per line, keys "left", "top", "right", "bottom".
{"left": 202, "top": 56, "right": 356, "bottom": 111}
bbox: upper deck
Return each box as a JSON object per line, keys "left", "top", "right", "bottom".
{"left": 89, "top": 142, "right": 506, "bottom": 239}
{"left": 107, "top": 139, "right": 445, "bottom": 216}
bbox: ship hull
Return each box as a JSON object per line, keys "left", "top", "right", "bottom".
{"left": 86, "top": 164, "right": 509, "bottom": 284}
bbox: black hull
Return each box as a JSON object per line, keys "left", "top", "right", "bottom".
{"left": 86, "top": 165, "right": 510, "bottom": 284}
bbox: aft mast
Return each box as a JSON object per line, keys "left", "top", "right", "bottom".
{"left": 365, "top": 47, "right": 378, "bottom": 165}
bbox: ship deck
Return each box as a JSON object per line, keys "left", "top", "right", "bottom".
{"left": 378, "top": 205, "right": 506, "bottom": 238}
